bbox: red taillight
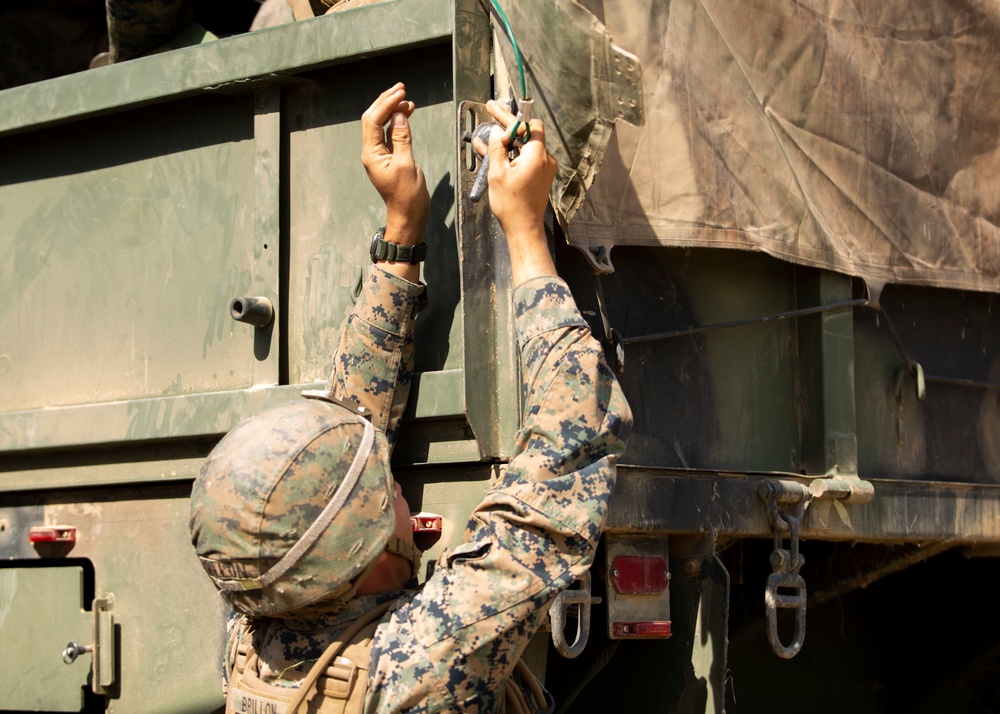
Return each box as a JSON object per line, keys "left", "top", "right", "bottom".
{"left": 612, "top": 621, "right": 672, "bottom": 638}
{"left": 28, "top": 526, "right": 77, "bottom": 544}
{"left": 611, "top": 555, "right": 668, "bottom": 594}
{"left": 411, "top": 513, "right": 442, "bottom": 533}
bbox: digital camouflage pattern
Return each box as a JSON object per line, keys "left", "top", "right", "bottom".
{"left": 324, "top": 266, "right": 424, "bottom": 447}
{"left": 105, "top": 0, "right": 193, "bottom": 62}
{"left": 226, "top": 270, "right": 632, "bottom": 712}
{"left": 190, "top": 267, "right": 424, "bottom": 618}
{"left": 190, "top": 400, "right": 394, "bottom": 617}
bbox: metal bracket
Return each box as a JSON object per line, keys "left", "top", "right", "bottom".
{"left": 808, "top": 474, "right": 875, "bottom": 504}
{"left": 576, "top": 241, "right": 617, "bottom": 275}
{"left": 596, "top": 43, "right": 644, "bottom": 128}
{"left": 549, "top": 571, "right": 601, "bottom": 658}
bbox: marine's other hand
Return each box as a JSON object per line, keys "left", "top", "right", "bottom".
{"left": 361, "top": 83, "right": 430, "bottom": 245}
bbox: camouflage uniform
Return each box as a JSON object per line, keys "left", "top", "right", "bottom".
{"left": 105, "top": 0, "right": 194, "bottom": 62}
{"left": 226, "top": 265, "right": 632, "bottom": 712}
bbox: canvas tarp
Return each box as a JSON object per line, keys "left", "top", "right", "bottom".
{"left": 507, "top": 0, "right": 1000, "bottom": 294}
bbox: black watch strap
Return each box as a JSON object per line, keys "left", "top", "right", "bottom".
{"left": 370, "top": 228, "right": 427, "bottom": 264}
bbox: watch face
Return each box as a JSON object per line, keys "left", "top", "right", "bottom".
{"left": 370, "top": 229, "right": 385, "bottom": 263}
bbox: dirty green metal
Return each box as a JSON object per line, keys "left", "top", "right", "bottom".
{"left": 1, "top": 0, "right": 999, "bottom": 711}
{"left": 795, "top": 271, "right": 858, "bottom": 476}
{"left": 0, "top": 3, "right": 477, "bottom": 712}
{"left": 0, "top": 0, "right": 473, "bottom": 469}
{"left": 0, "top": 566, "right": 92, "bottom": 712}
{"left": 453, "top": 0, "right": 519, "bottom": 460}
{"left": 250, "top": 85, "right": 282, "bottom": 388}
{"left": 1, "top": 487, "right": 230, "bottom": 713}
{"left": 458, "top": 101, "right": 521, "bottom": 459}
{"left": 607, "top": 468, "right": 1000, "bottom": 544}
{"left": 0, "top": 0, "right": 452, "bottom": 138}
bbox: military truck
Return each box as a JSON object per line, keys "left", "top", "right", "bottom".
{"left": 2, "top": 0, "right": 998, "bottom": 711}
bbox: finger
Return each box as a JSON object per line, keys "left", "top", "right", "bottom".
{"left": 525, "top": 118, "right": 545, "bottom": 142}
{"left": 516, "top": 119, "right": 549, "bottom": 160}
{"left": 367, "top": 83, "right": 407, "bottom": 124}
{"left": 393, "top": 100, "right": 416, "bottom": 118}
{"left": 485, "top": 99, "right": 517, "bottom": 126}
{"left": 362, "top": 84, "right": 406, "bottom": 153}
{"left": 472, "top": 136, "right": 488, "bottom": 157}
{"left": 487, "top": 124, "right": 510, "bottom": 167}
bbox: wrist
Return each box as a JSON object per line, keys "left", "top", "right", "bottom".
{"left": 384, "top": 218, "right": 425, "bottom": 246}
{"left": 504, "top": 224, "right": 555, "bottom": 287}
{"left": 385, "top": 206, "right": 428, "bottom": 246}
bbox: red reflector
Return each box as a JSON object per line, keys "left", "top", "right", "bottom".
{"left": 410, "top": 513, "right": 442, "bottom": 533}
{"left": 611, "top": 555, "right": 668, "bottom": 594}
{"left": 613, "top": 621, "right": 672, "bottom": 638}
{"left": 28, "top": 526, "right": 77, "bottom": 544}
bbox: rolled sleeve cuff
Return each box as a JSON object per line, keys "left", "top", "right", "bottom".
{"left": 355, "top": 266, "right": 426, "bottom": 337}
{"left": 513, "top": 276, "right": 588, "bottom": 344}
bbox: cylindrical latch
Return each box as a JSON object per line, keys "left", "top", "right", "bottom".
{"left": 230, "top": 296, "right": 274, "bottom": 328}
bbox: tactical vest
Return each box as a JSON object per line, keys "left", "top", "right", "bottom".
{"left": 226, "top": 602, "right": 552, "bottom": 714}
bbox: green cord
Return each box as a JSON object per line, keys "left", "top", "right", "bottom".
{"left": 489, "top": 0, "right": 527, "bottom": 99}
{"left": 509, "top": 120, "right": 521, "bottom": 142}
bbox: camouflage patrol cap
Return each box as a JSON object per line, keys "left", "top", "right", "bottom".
{"left": 189, "top": 398, "right": 395, "bottom": 617}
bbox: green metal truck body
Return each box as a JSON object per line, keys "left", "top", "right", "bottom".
{"left": 1, "top": 1, "right": 998, "bottom": 711}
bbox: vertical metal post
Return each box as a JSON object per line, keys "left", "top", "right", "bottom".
{"left": 795, "top": 270, "right": 858, "bottom": 475}
{"left": 252, "top": 86, "right": 282, "bottom": 387}
{"left": 455, "top": 0, "right": 521, "bottom": 458}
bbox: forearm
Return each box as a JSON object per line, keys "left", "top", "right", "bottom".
{"left": 505, "top": 223, "right": 556, "bottom": 288}
{"left": 325, "top": 265, "right": 424, "bottom": 446}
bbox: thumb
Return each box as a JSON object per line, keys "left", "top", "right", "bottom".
{"left": 389, "top": 112, "right": 413, "bottom": 158}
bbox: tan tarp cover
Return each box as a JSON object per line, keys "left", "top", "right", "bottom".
{"left": 541, "top": 0, "right": 1000, "bottom": 294}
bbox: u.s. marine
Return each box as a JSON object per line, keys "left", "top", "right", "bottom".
{"left": 189, "top": 82, "right": 633, "bottom": 713}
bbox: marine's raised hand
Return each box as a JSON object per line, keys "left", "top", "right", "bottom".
{"left": 361, "top": 83, "right": 430, "bottom": 246}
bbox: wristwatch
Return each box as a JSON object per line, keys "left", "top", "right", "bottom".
{"left": 369, "top": 227, "right": 427, "bottom": 264}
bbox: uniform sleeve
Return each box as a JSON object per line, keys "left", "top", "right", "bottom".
{"left": 325, "top": 265, "right": 425, "bottom": 447}
{"left": 365, "top": 276, "right": 632, "bottom": 713}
